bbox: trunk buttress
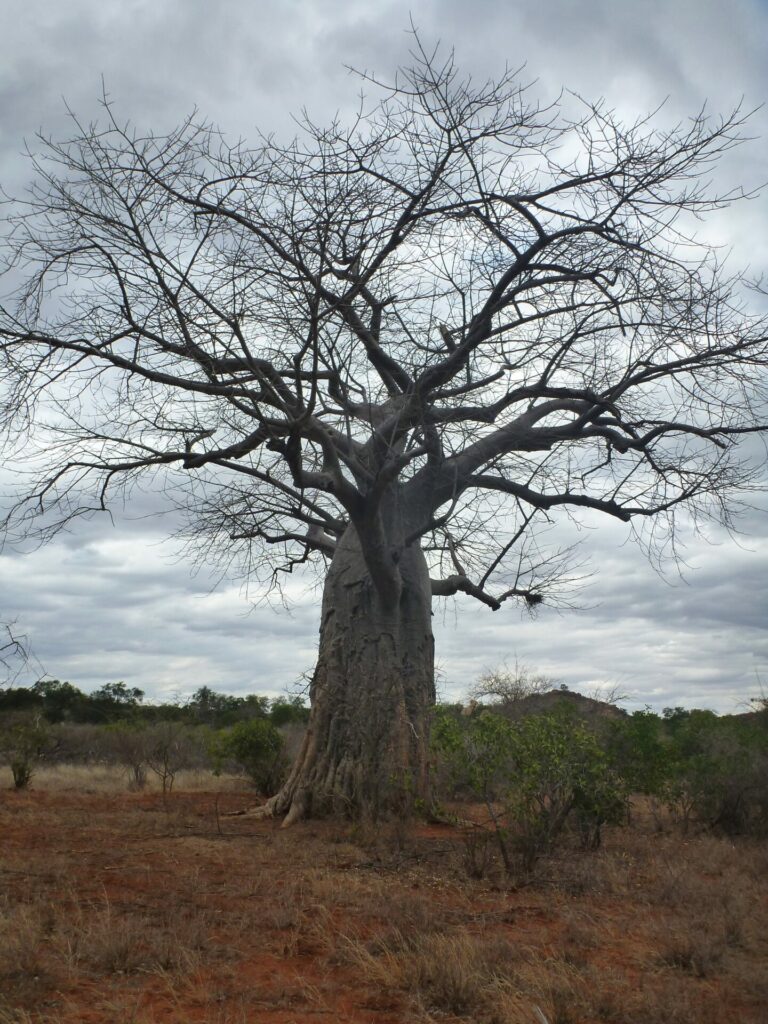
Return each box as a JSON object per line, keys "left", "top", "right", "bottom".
{"left": 259, "top": 523, "right": 435, "bottom": 825}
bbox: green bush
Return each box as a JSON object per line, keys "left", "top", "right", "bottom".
{"left": 604, "top": 708, "right": 672, "bottom": 798}
{"left": 662, "top": 709, "right": 768, "bottom": 836}
{"left": 269, "top": 696, "right": 310, "bottom": 727}
{"left": 503, "top": 709, "right": 627, "bottom": 864}
{"left": 433, "top": 705, "right": 626, "bottom": 873}
{"left": 187, "top": 687, "right": 270, "bottom": 727}
{"left": 0, "top": 713, "right": 52, "bottom": 789}
{"left": 604, "top": 704, "right": 768, "bottom": 836}
{"left": 207, "top": 718, "right": 285, "bottom": 795}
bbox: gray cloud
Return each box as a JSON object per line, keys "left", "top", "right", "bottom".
{"left": 433, "top": 508, "right": 768, "bottom": 714}
{"left": 1, "top": 0, "right": 767, "bottom": 712}
{"left": 0, "top": 516, "right": 320, "bottom": 699}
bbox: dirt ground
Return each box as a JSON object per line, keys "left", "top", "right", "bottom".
{"left": 1, "top": 769, "right": 767, "bottom": 1024}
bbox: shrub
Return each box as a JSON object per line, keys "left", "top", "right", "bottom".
{"left": 504, "top": 709, "right": 627, "bottom": 866}
{"left": 0, "top": 713, "right": 52, "bottom": 789}
{"left": 102, "top": 720, "right": 150, "bottom": 789}
{"left": 603, "top": 704, "right": 768, "bottom": 837}
{"left": 144, "top": 721, "right": 200, "bottom": 794}
{"left": 657, "top": 708, "right": 768, "bottom": 836}
{"left": 207, "top": 718, "right": 285, "bottom": 795}
{"left": 433, "top": 705, "right": 627, "bottom": 873}
{"left": 604, "top": 709, "right": 672, "bottom": 798}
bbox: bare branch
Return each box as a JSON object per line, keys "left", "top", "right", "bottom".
{"left": 1, "top": 40, "right": 765, "bottom": 614}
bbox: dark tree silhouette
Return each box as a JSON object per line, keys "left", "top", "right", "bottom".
{"left": 2, "top": 43, "right": 767, "bottom": 822}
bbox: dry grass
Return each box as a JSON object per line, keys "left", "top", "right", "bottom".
{"left": 0, "top": 1011, "right": 40, "bottom": 1024}
{"left": 1, "top": 769, "right": 767, "bottom": 1024}
{"left": 0, "top": 892, "right": 210, "bottom": 993}
{"left": 343, "top": 929, "right": 529, "bottom": 1022}
{"left": 0, "top": 898, "right": 50, "bottom": 978}
{"left": 652, "top": 922, "right": 728, "bottom": 978}
{"left": 0, "top": 763, "right": 250, "bottom": 793}
{"left": 54, "top": 898, "right": 210, "bottom": 974}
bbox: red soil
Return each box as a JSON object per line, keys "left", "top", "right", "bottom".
{"left": 1, "top": 785, "right": 766, "bottom": 1023}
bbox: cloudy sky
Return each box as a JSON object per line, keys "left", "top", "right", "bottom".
{"left": 2, "top": 0, "right": 768, "bottom": 713}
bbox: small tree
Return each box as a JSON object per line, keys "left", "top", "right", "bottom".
{"left": 504, "top": 709, "right": 626, "bottom": 864}
{"left": 105, "top": 721, "right": 150, "bottom": 789}
{"left": 91, "top": 682, "right": 145, "bottom": 719}
{"left": 144, "top": 721, "right": 197, "bottom": 794}
{"left": 0, "top": 713, "right": 51, "bottom": 789}
{"left": 32, "top": 679, "right": 87, "bottom": 723}
{"left": 269, "top": 696, "right": 310, "bottom": 728}
{"left": 469, "top": 660, "right": 556, "bottom": 708}
{"left": 187, "top": 687, "right": 270, "bottom": 727}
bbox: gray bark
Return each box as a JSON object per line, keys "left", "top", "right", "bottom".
{"left": 259, "top": 523, "right": 435, "bottom": 825}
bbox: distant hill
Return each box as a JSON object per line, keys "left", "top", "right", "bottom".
{"left": 719, "top": 704, "right": 768, "bottom": 724}
{"left": 490, "top": 688, "right": 628, "bottom": 721}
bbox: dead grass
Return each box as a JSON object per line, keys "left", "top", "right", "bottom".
{"left": 53, "top": 897, "right": 210, "bottom": 974}
{"left": 343, "top": 929, "right": 529, "bottom": 1022}
{"left": 0, "top": 898, "right": 50, "bottom": 978}
{"left": 0, "top": 763, "right": 249, "bottom": 793}
{"left": 1, "top": 771, "right": 767, "bottom": 1024}
{"left": 0, "top": 1011, "right": 40, "bottom": 1024}
{"left": 653, "top": 923, "right": 728, "bottom": 978}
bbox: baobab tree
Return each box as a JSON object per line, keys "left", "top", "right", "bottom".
{"left": 1, "top": 44, "right": 767, "bottom": 823}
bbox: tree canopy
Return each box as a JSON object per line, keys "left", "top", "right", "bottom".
{"left": 2, "top": 46, "right": 765, "bottom": 608}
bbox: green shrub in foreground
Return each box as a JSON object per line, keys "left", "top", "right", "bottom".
{"left": 433, "top": 705, "right": 627, "bottom": 872}
{"left": 207, "top": 718, "right": 286, "bottom": 796}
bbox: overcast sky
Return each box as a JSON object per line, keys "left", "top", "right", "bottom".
{"left": 2, "top": 0, "right": 768, "bottom": 713}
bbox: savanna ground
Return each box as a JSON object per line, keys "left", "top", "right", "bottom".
{"left": 1, "top": 766, "right": 766, "bottom": 1024}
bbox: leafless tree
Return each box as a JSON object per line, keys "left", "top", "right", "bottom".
{"left": 1, "top": 40, "right": 767, "bottom": 823}
{"left": 144, "top": 720, "right": 197, "bottom": 795}
{"left": 470, "top": 660, "right": 556, "bottom": 705}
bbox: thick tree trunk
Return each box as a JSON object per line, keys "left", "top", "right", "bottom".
{"left": 259, "top": 525, "right": 435, "bottom": 825}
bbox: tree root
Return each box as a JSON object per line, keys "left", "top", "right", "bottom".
{"left": 225, "top": 786, "right": 307, "bottom": 827}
